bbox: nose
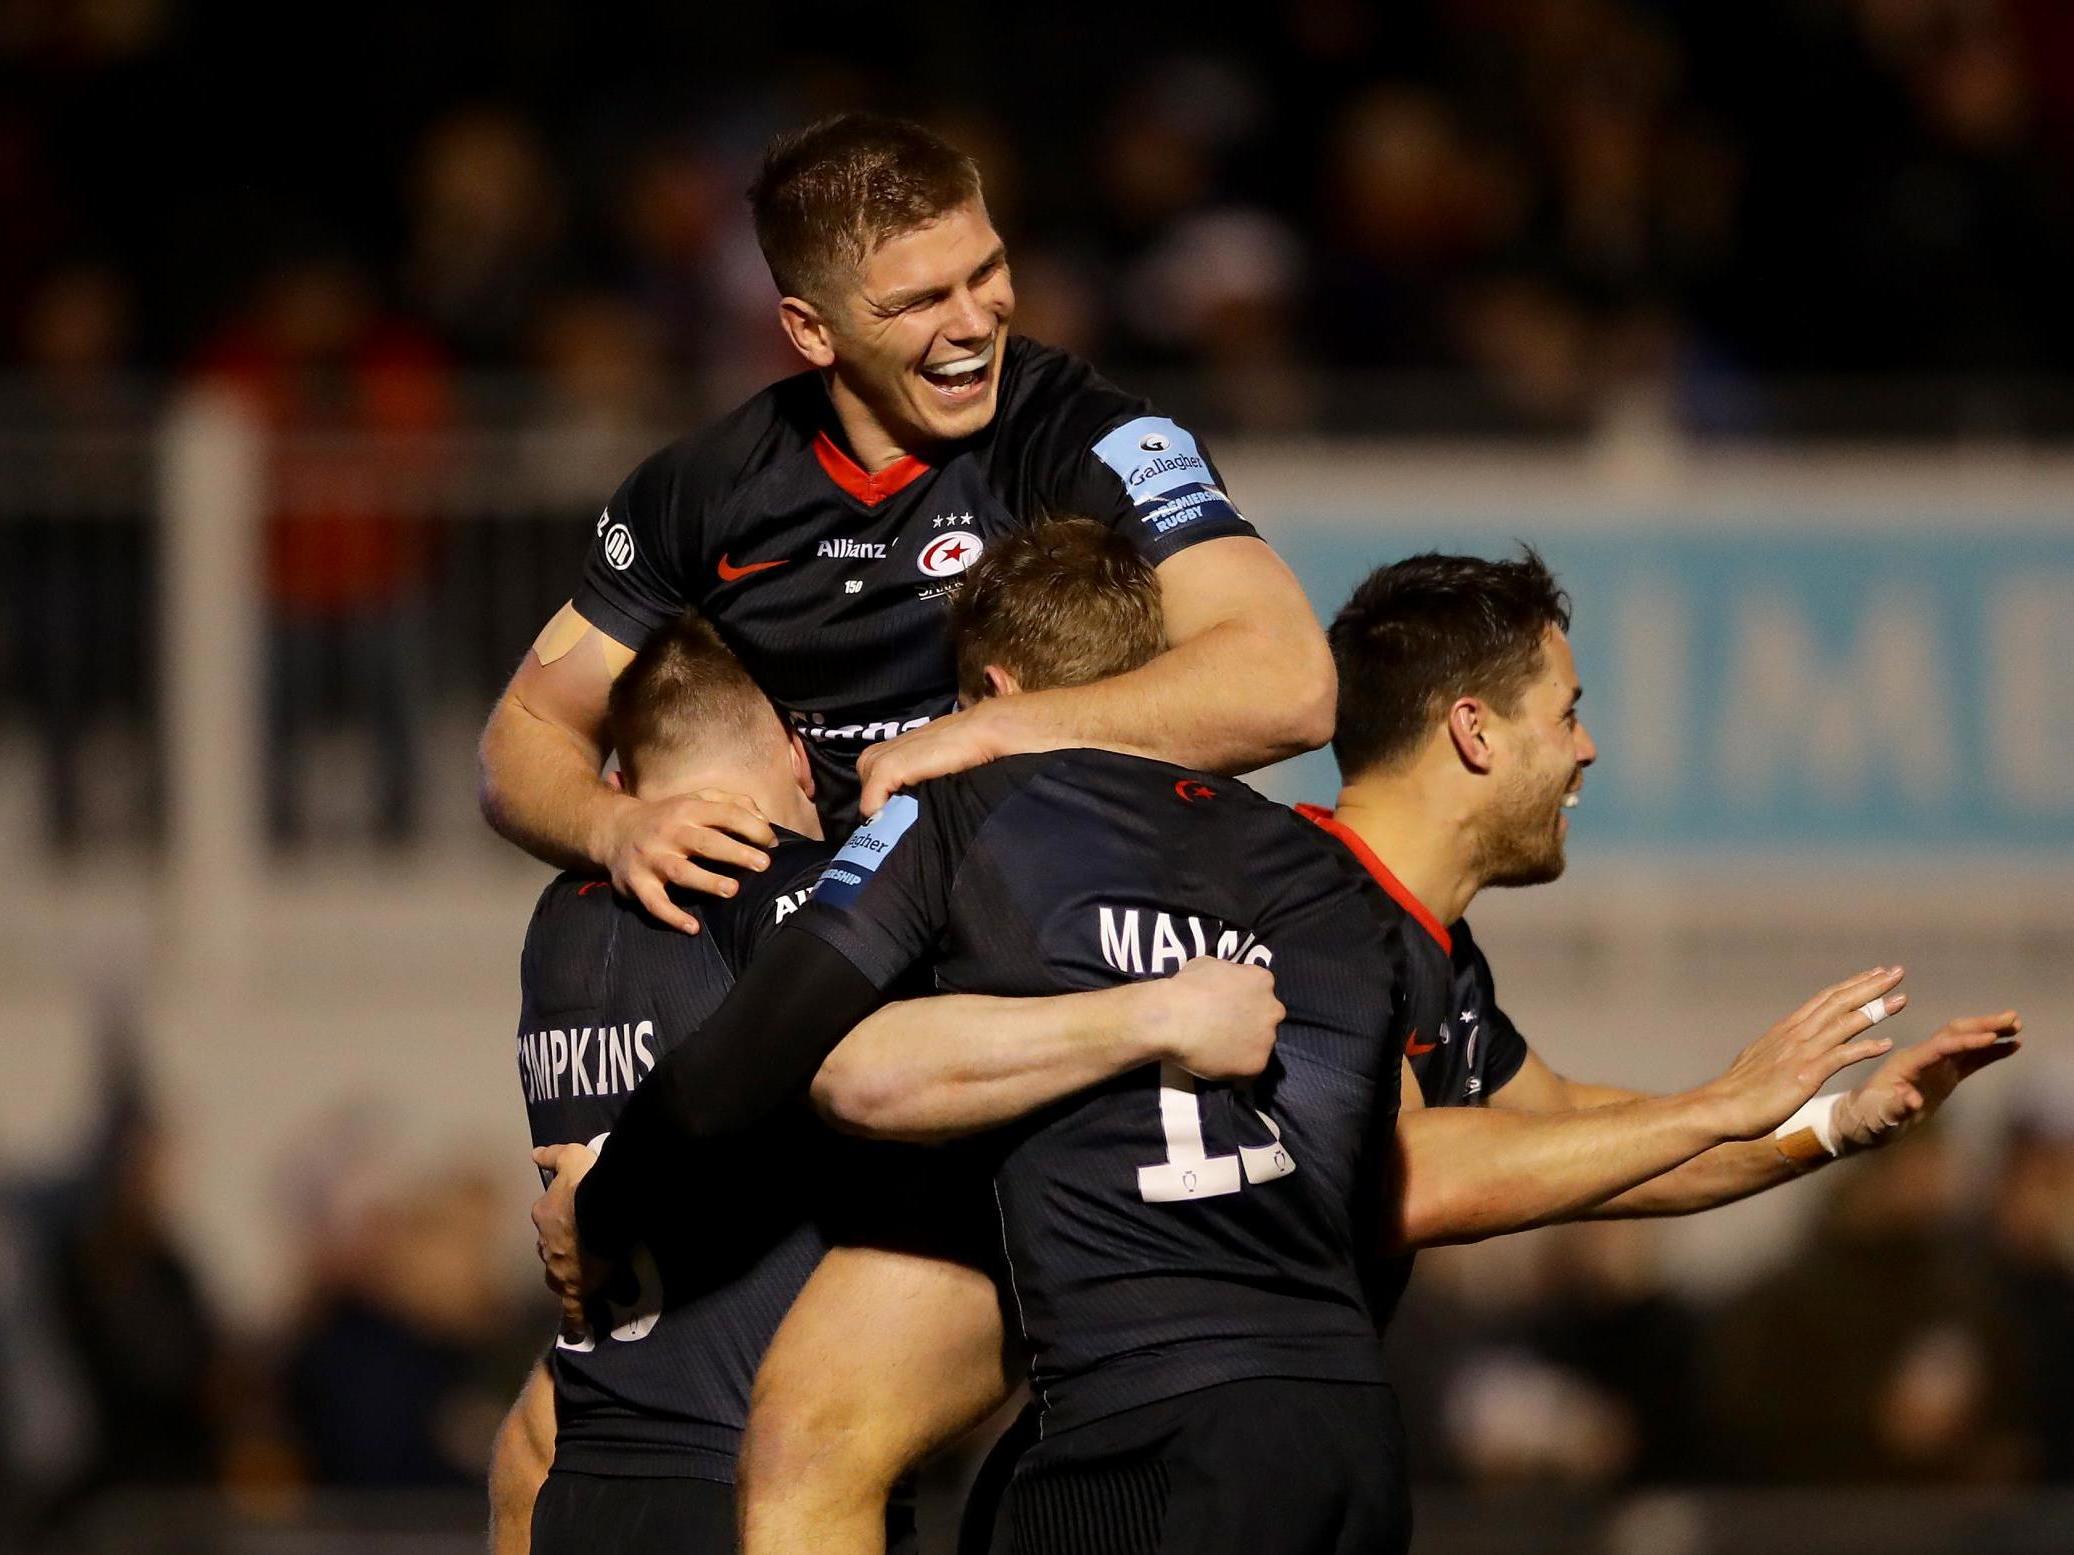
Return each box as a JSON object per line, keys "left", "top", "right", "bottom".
{"left": 945, "top": 287, "right": 993, "bottom": 346}
{"left": 1576, "top": 719, "right": 1598, "bottom": 767}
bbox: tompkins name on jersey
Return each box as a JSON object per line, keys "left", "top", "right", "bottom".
{"left": 517, "top": 1020, "right": 658, "bottom": 1103}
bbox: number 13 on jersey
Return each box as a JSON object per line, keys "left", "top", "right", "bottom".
{"left": 1137, "top": 1062, "right": 1298, "bottom": 1203}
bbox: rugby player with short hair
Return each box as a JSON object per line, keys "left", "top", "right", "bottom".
{"left": 478, "top": 112, "right": 1332, "bottom": 934}
{"left": 505, "top": 608, "right": 1286, "bottom": 1555}
{"left": 1317, "top": 550, "right": 2019, "bottom": 1259}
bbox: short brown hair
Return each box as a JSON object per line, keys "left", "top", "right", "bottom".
{"left": 607, "top": 612, "right": 781, "bottom": 786}
{"left": 950, "top": 518, "right": 1165, "bottom": 701}
{"left": 748, "top": 113, "right": 983, "bottom": 305}
{"left": 1329, "top": 548, "right": 1572, "bottom": 781}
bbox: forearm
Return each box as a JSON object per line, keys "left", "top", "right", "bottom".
{"left": 1393, "top": 1091, "right": 1728, "bottom": 1249}
{"left": 479, "top": 691, "right": 629, "bottom": 872}
{"left": 1520, "top": 1074, "right": 1816, "bottom": 1217}
{"left": 997, "top": 614, "right": 1332, "bottom": 775}
{"left": 487, "top": 1361, "right": 556, "bottom": 1555}
{"left": 812, "top": 985, "right": 1164, "bottom": 1142}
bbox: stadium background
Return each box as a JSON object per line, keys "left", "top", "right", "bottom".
{"left": 4, "top": 1, "right": 2073, "bottom": 1551}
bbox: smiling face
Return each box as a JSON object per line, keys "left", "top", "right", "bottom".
{"left": 1473, "top": 626, "right": 1597, "bottom": 887}
{"left": 785, "top": 200, "right": 1015, "bottom": 457}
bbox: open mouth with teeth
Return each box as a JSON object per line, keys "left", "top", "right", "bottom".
{"left": 920, "top": 339, "right": 997, "bottom": 401}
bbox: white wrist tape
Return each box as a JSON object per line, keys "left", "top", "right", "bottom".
{"left": 1774, "top": 1093, "right": 1844, "bottom": 1164}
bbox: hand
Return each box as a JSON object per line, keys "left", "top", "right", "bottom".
{"left": 1699, "top": 966, "right": 1907, "bottom": 1141}
{"left": 1835, "top": 1010, "right": 2022, "bottom": 1150}
{"left": 601, "top": 789, "right": 777, "bottom": 933}
{"left": 531, "top": 1143, "right": 604, "bottom": 1341}
{"left": 1140, "top": 958, "right": 1285, "bottom": 1080}
{"left": 857, "top": 701, "right": 1043, "bottom": 817}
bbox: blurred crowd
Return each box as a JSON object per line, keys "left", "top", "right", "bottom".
{"left": 6, "top": 1020, "right": 2074, "bottom": 1552}
{"left": 5, "top": 0, "right": 2074, "bottom": 439}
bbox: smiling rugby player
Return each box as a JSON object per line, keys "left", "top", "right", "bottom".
{"left": 479, "top": 112, "right": 1332, "bottom": 930}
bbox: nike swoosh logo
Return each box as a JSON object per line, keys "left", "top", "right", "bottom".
{"left": 1404, "top": 1032, "right": 1438, "bottom": 1057}
{"left": 716, "top": 554, "right": 790, "bottom": 582}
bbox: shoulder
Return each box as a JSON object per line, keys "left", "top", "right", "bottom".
{"left": 618, "top": 372, "right": 815, "bottom": 515}
{"left": 994, "top": 337, "right": 1149, "bottom": 449}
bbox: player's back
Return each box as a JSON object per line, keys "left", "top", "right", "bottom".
{"left": 515, "top": 835, "right": 829, "bottom": 1482}
{"left": 914, "top": 750, "right": 1451, "bottom": 1433}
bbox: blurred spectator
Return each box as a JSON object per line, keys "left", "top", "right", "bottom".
{"left": 192, "top": 252, "right": 451, "bottom": 849}
{"left": 522, "top": 291, "right": 668, "bottom": 507}
{"left": 1704, "top": 1128, "right": 2031, "bottom": 1484}
{"left": 6, "top": 264, "right": 154, "bottom": 853}
{"left": 284, "top": 1160, "right": 536, "bottom": 1487}
{"left": 1985, "top": 1080, "right": 2074, "bottom": 1483}
{"left": 404, "top": 109, "right": 568, "bottom": 367}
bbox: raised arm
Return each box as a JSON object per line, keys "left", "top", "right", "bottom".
{"left": 1385, "top": 967, "right": 1906, "bottom": 1250}
{"left": 479, "top": 603, "right": 777, "bottom": 932}
{"left": 857, "top": 537, "right": 1333, "bottom": 813}
{"left": 811, "top": 958, "right": 1283, "bottom": 1142}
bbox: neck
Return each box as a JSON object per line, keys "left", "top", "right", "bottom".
{"left": 824, "top": 373, "right": 917, "bottom": 474}
{"left": 1330, "top": 762, "right": 1482, "bottom": 927}
{"left": 635, "top": 759, "right": 821, "bottom": 841}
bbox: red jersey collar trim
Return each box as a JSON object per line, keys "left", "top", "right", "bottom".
{"left": 813, "top": 430, "right": 931, "bottom": 508}
{"left": 1294, "top": 804, "right": 1453, "bottom": 955}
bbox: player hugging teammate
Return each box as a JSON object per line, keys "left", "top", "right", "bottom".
{"left": 482, "top": 114, "right": 2023, "bottom": 1555}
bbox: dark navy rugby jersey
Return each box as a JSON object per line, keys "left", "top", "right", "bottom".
{"left": 569, "top": 337, "right": 1256, "bottom": 826}
{"left": 786, "top": 750, "right": 1453, "bottom": 1435}
{"left": 1292, "top": 807, "right": 1530, "bottom": 1109}
{"left": 515, "top": 831, "right": 834, "bottom": 1481}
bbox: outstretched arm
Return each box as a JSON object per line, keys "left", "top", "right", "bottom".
{"left": 1490, "top": 1004, "right": 2022, "bottom": 1218}
{"left": 811, "top": 959, "right": 1283, "bottom": 1142}
{"left": 1387, "top": 967, "right": 1905, "bottom": 1250}
{"left": 857, "top": 538, "right": 1333, "bottom": 813}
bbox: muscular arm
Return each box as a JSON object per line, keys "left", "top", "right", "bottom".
{"left": 1389, "top": 1056, "right": 1733, "bottom": 1249}
{"left": 479, "top": 604, "right": 776, "bottom": 930}
{"left": 478, "top": 604, "right": 637, "bottom": 870}
{"left": 1388, "top": 968, "right": 1907, "bottom": 1247}
{"left": 1489, "top": 1050, "right": 1807, "bottom": 1217}
{"left": 811, "top": 959, "right": 1280, "bottom": 1143}
{"left": 857, "top": 538, "right": 1333, "bottom": 812}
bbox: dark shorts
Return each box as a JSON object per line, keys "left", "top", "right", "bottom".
{"left": 991, "top": 1378, "right": 1410, "bottom": 1555}
{"left": 530, "top": 1467, "right": 919, "bottom": 1555}
{"left": 531, "top": 1469, "right": 733, "bottom": 1555}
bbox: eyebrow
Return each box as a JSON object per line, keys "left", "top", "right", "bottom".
{"left": 871, "top": 246, "right": 1007, "bottom": 313}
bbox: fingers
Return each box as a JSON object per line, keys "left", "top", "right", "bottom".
{"left": 667, "top": 826, "right": 775, "bottom": 873}
{"left": 1784, "top": 965, "right": 1895, "bottom": 1028}
{"left": 671, "top": 798, "right": 777, "bottom": 850}
{"left": 532, "top": 1145, "right": 566, "bottom": 1170}
{"left": 632, "top": 873, "right": 702, "bottom": 935}
{"left": 1820, "top": 1035, "right": 1895, "bottom": 1082}
{"left": 1808, "top": 966, "right": 1907, "bottom": 1032}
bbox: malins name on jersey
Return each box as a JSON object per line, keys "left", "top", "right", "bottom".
{"left": 517, "top": 1020, "right": 657, "bottom": 1103}
{"left": 1096, "top": 905, "right": 1274, "bottom": 976}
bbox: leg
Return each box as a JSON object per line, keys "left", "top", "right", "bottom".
{"left": 488, "top": 1360, "right": 556, "bottom": 1555}
{"left": 739, "top": 1245, "right": 1014, "bottom": 1555}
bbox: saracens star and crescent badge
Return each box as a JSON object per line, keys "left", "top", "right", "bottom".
{"left": 917, "top": 530, "right": 984, "bottom": 579}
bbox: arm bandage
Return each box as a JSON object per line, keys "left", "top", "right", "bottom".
{"left": 1774, "top": 1093, "right": 1844, "bottom": 1167}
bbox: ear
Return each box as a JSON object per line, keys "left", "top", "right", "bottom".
{"left": 788, "top": 730, "right": 815, "bottom": 800}
{"left": 776, "top": 295, "right": 837, "bottom": 370}
{"left": 983, "top": 664, "right": 1022, "bottom": 700}
{"left": 1445, "top": 697, "right": 1497, "bottom": 775}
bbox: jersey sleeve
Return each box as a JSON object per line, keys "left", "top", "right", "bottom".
{"left": 570, "top": 445, "right": 707, "bottom": 650}
{"left": 783, "top": 785, "right": 969, "bottom": 990}
{"left": 1462, "top": 928, "right": 1530, "bottom": 1095}
{"left": 1050, "top": 411, "right": 1258, "bottom": 566}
